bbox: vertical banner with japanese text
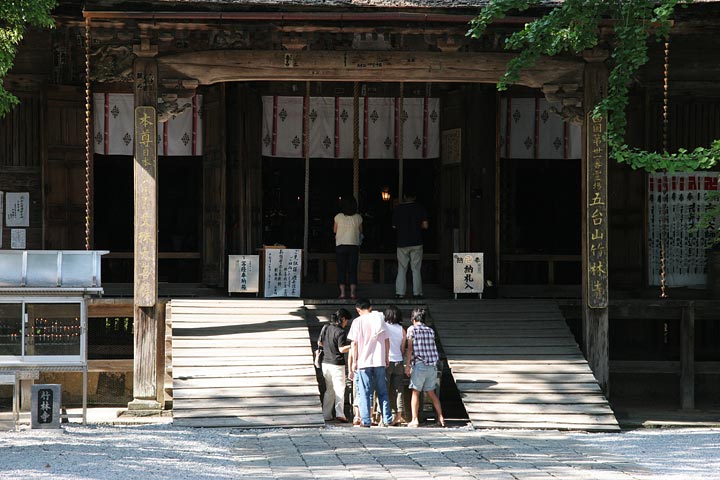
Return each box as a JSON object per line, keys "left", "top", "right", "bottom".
{"left": 587, "top": 113, "right": 608, "bottom": 308}
{"left": 134, "top": 106, "right": 158, "bottom": 307}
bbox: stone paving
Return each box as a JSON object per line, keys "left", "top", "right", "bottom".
{"left": 228, "top": 425, "right": 653, "bottom": 480}
{"left": 2, "top": 421, "right": 719, "bottom": 479}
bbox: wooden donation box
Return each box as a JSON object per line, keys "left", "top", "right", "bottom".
{"left": 263, "top": 248, "right": 302, "bottom": 298}
{"left": 453, "top": 252, "right": 484, "bottom": 298}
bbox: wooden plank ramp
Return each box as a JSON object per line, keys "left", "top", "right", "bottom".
{"left": 428, "top": 299, "right": 619, "bottom": 432}
{"left": 169, "top": 299, "right": 324, "bottom": 428}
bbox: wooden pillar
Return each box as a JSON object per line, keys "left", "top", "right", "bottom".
{"left": 129, "top": 38, "right": 161, "bottom": 411}
{"left": 680, "top": 302, "right": 695, "bottom": 410}
{"left": 581, "top": 48, "right": 610, "bottom": 395}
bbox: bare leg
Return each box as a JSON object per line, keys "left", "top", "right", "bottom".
{"left": 408, "top": 389, "right": 421, "bottom": 426}
{"left": 426, "top": 390, "right": 445, "bottom": 426}
{"left": 339, "top": 284, "right": 346, "bottom": 299}
{"left": 350, "top": 284, "right": 357, "bottom": 298}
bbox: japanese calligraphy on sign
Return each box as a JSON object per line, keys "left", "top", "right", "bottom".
{"left": 10, "top": 229, "right": 26, "bottom": 249}
{"left": 228, "top": 255, "right": 260, "bottom": 293}
{"left": 31, "top": 384, "right": 61, "bottom": 429}
{"left": 587, "top": 113, "right": 608, "bottom": 308}
{"left": 134, "top": 106, "right": 158, "bottom": 307}
{"left": 452, "top": 252, "right": 484, "bottom": 295}
{"left": 264, "top": 249, "right": 302, "bottom": 298}
{"left": 5, "top": 192, "right": 29, "bottom": 227}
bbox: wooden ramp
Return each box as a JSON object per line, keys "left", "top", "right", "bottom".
{"left": 169, "top": 299, "right": 324, "bottom": 428}
{"left": 429, "top": 299, "right": 619, "bottom": 431}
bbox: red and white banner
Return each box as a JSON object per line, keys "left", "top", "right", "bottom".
{"left": 499, "top": 97, "right": 581, "bottom": 159}
{"left": 648, "top": 172, "right": 719, "bottom": 286}
{"left": 93, "top": 93, "right": 203, "bottom": 156}
{"left": 261, "top": 95, "right": 440, "bottom": 159}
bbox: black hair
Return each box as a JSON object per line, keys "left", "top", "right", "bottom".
{"left": 331, "top": 308, "right": 352, "bottom": 326}
{"left": 340, "top": 196, "right": 358, "bottom": 216}
{"left": 354, "top": 298, "right": 371, "bottom": 311}
{"left": 410, "top": 307, "right": 427, "bottom": 324}
{"left": 384, "top": 305, "right": 403, "bottom": 326}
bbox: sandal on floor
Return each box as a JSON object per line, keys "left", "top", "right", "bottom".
{"left": 407, "top": 421, "right": 420, "bottom": 428}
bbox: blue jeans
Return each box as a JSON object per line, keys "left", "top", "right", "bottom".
{"left": 356, "top": 366, "right": 393, "bottom": 426}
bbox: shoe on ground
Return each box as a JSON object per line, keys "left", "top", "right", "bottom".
{"left": 406, "top": 420, "right": 420, "bottom": 428}
{"left": 395, "top": 294, "right": 404, "bottom": 299}
{"left": 413, "top": 294, "right": 424, "bottom": 299}
{"left": 352, "top": 416, "right": 362, "bottom": 426}
{"left": 335, "top": 417, "right": 349, "bottom": 423}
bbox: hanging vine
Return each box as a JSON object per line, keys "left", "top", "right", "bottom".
{"left": 468, "top": 0, "right": 720, "bottom": 173}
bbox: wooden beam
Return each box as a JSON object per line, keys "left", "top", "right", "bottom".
{"left": 158, "top": 50, "right": 583, "bottom": 87}
{"left": 581, "top": 48, "right": 610, "bottom": 396}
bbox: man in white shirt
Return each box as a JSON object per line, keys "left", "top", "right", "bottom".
{"left": 347, "top": 298, "right": 393, "bottom": 427}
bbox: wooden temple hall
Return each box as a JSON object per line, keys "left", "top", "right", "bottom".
{"left": 1, "top": 0, "right": 720, "bottom": 429}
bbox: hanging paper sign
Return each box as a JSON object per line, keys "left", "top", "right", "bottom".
{"left": 10, "top": 229, "right": 26, "bottom": 249}
{"left": 228, "top": 255, "right": 260, "bottom": 293}
{"left": 587, "top": 113, "right": 608, "bottom": 308}
{"left": 264, "top": 249, "right": 302, "bottom": 298}
{"left": 453, "top": 253, "right": 484, "bottom": 294}
{"left": 5, "top": 192, "right": 29, "bottom": 227}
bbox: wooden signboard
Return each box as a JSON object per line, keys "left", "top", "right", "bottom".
{"left": 264, "top": 249, "right": 302, "bottom": 298}
{"left": 587, "top": 113, "right": 608, "bottom": 308}
{"left": 133, "top": 106, "right": 158, "bottom": 307}
{"left": 453, "top": 252, "right": 484, "bottom": 297}
{"left": 228, "top": 255, "right": 260, "bottom": 293}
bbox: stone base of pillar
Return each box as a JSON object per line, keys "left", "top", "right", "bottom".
{"left": 127, "top": 398, "right": 162, "bottom": 413}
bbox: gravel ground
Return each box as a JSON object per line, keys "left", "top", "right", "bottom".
{"left": 1, "top": 424, "right": 720, "bottom": 480}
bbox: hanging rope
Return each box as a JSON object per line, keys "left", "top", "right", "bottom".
{"left": 398, "top": 82, "right": 404, "bottom": 200}
{"left": 303, "top": 81, "right": 310, "bottom": 276}
{"left": 353, "top": 82, "right": 359, "bottom": 203}
{"left": 84, "top": 18, "right": 92, "bottom": 251}
{"left": 660, "top": 38, "right": 670, "bottom": 299}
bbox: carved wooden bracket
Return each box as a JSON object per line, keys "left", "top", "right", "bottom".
{"left": 282, "top": 35, "right": 309, "bottom": 51}
{"left": 542, "top": 83, "right": 584, "bottom": 124}
{"left": 434, "top": 35, "right": 465, "bottom": 53}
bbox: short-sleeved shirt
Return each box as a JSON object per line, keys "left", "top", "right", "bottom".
{"left": 406, "top": 323, "right": 438, "bottom": 366}
{"left": 392, "top": 201, "right": 427, "bottom": 247}
{"left": 321, "top": 324, "right": 349, "bottom": 366}
{"left": 347, "top": 311, "right": 388, "bottom": 369}
{"left": 334, "top": 213, "right": 362, "bottom": 246}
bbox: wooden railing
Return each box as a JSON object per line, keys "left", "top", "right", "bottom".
{"left": 560, "top": 299, "right": 720, "bottom": 410}
{"left": 501, "top": 253, "right": 581, "bottom": 285}
{"left": 306, "top": 253, "right": 440, "bottom": 284}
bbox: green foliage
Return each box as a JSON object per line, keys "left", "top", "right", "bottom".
{"left": 468, "top": 0, "right": 720, "bottom": 173}
{"left": 0, "top": 0, "right": 57, "bottom": 118}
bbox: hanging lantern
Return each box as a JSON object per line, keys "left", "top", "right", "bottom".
{"left": 381, "top": 187, "right": 391, "bottom": 202}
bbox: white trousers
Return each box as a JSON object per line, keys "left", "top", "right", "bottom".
{"left": 322, "top": 363, "right": 346, "bottom": 420}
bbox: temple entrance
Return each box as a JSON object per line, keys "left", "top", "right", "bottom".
{"left": 258, "top": 82, "right": 441, "bottom": 288}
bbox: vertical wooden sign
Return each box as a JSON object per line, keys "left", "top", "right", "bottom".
{"left": 587, "top": 112, "right": 608, "bottom": 308}
{"left": 134, "top": 106, "right": 158, "bottom": 307}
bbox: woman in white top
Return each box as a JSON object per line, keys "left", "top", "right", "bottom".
{"left": 333, "top": 196, "right": 362, "bottom": 299}
{"left": 384, "top": 305, "right": 407, "bottom": 425}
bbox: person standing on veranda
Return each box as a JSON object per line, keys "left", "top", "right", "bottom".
{"left": 404, "top": 307, "right": 445, "bottom": 428}
{"left": 347, "top": 298, "right": 393, "bottom": 427}
{"left": 334, "top": 196, "right": 362, "bottom": 299}
{"left": 392, "top": 192, "right": 428, "bottom": 299}
{"left": 384, "top": 305, "right": 408, "bottom": 425}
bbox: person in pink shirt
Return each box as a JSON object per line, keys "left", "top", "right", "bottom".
{"left": 347, "top": 298, "right": 393, "bottom": 427}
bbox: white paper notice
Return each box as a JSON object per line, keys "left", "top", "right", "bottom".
{"left": 6, "top": 192, "right": 30, "bottom": 227}
{"left": 11, "top": 229, "right": 26, "bottom": 249}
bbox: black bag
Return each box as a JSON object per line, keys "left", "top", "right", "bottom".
{"left": 314, "top": 325, "right": 327, "bottom": 368}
